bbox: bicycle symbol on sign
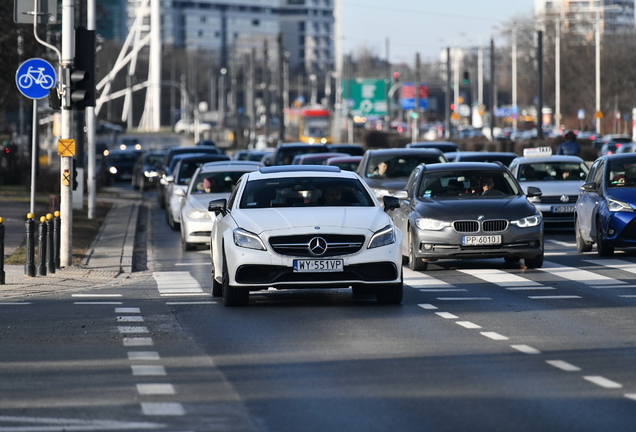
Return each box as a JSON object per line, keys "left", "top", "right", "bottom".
{"left": 17, "top": 67, "right": 55, "bottom": 90}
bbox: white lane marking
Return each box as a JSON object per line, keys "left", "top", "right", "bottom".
{"left": 420, "top": 288, "right": 467, "bottom": 292}
{"left": 71, "top": 294, "right": 122, "bottom": 297}
{"left": 590, "top": 285, "right": 636, "bottom": 289}
{"left": 165, "top": 301, "right": 217, "bottom": 305}
{"left": 624, "top": 394, "right": 636, "bottom": 402}
{"left": 74, "top": 302, "right": 123, "bottom": 305}
{"left": 137, "top": 383, "right": 175, "bottom": 395}
{"left": 458, "top": 268, "right": 542, "bottom": 287}
{"left": 116, "top": 307, "right": 141, "bottom": 313}
{"left": 175, "top": 262, "right": 209, "bottom": 266}
{"left": 0, "top": 415, "right": 163, "bottom": 430}
{"left": 456, "top": 321, "right": 482, "bottom": 329}
{"left": 547, "top": 360, "right": 581, "bottom": 371}
{"left": 584, "top": 376, "right": 623, "bottom": 389}
{"left": 506, "top": 286, "right": 556, "bottom": 291}
{"left": 131, "top": 365, "right": 166, "bottom": 376}
{"left": 619, "top": 295, "right": 636, "bottom": 298}
{"left": 481, "top": 332, "right": 509, "bottom": 340}
{"left": 435, "top": 312, "right": 458, "bottom": 319}
{"left": 118, "top": 326, "right": 149, "bottom": 334}
{"left": 128, "top": 351, "right": 160, "bottom": 361}
{"left": 141, "top": 402, "right": 185, "bottom": 416}
{"left": 403, "top": 267, "right": 455, "bottom": 288}
{"left": 153, "top": 271, "right": 204, "bottom": 296}
{"left": 547, "top": 240, "right": 576, "bottom": 247}
{"left": 540, "top": 261, "right": 625, "bottom": 285}
{"left": 545, "top": 252, "right": 567, "bottom": 256}
{"left": 585, "top": 259, "right": 636, "bottom": 277}
{"left": 159, "top": 293, "right": 208, "bottom": 297}
{"left": 511, "top": 344, "right": 541, "bottom": 354}
{"left": 117, "top": 316, "right": 144, "bottom": 322}
{"left": 437, "top": 297, "right": 492, "bottom": 301}
{"left": 123, "top": 337, "right": 154, "bottom": 346}
{"left": 0, "top": 302, "right": 31, "bottom": 305}
{"left": 528, "top": 295, "right": 583, "bottom": 300}
{"left": 417, "top": 303, "right": 438, "bottom": 310}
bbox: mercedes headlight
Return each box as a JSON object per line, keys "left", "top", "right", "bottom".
{"left": 233, "top": 228, "right": 266, "bottom": 251}
{"left": 368, "top": 225, "right": 396, "bottom": 249}
{"left": 511, "top": 214, "right": 542, "bottom": 227}
{"left": 607, "top": 198, "right": 634, "bottom": 212}
{"left": 186, "top": 209, "right": 211, "bottom": 220}
{"left": 415, "top": 218, "right": 451, "bottom": 231}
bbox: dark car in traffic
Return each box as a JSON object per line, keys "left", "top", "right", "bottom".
{"left": 262, "top": 143, "right": 331, "bottom": 166}
{"left": 132, "top": 150, "right": 166, "bottom": 191}
{"left": 356, "top": 148, "right": 447, "bottom": 201}
{"left": 575, "top": 153, "right": 636, "bottom": 256}
{"left": 104, "top": 149, "right": 143, "bottom": 184}
{"left": 406, "top": 141, "right": 461, "bottom": 154}
{"left": 389, "top": 162, "right": 544, "bottom": 271}
{"left": 452, "top": 151, "right": 519, "bottom": 166}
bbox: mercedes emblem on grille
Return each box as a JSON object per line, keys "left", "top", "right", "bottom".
{"left": 308, "top": 237, "right": 328, "bottom": 256}
{"left": 560, "top": 195, "right": 569, "bottom": 203}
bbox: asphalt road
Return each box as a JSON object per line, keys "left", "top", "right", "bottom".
{"left": 2, "top": 183, "right": 636, "bottom": 431}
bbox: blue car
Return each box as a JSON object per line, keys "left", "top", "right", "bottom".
{"left": 575, "top": 154, "right": 636, "bottom": 256}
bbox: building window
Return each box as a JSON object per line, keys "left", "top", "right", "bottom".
{"left": 288, "top": 0, "right": 305, "bottom": 4}
{"left": 252, "top": 19, "right": 260, "bottom": 26}
{"left": 200, "top": 16, "right": 206, "bottom": 23}
{"left": 299, "top": 35, "right": 304, "bottom": 46}
{"left": 198, "top": 30, "right": 203, "bottom": 37}
{"left": 298, "top": 21, "right": 305, "bottom": 32}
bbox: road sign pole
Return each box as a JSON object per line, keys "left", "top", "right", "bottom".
{"left": 60, "top": 0, "right": 74, "bottom": 267}
{"left": 30, "top": 99, "right": 38, "bottom": 215}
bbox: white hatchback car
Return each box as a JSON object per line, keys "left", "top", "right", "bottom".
{"left": 208, "top": 166, "right": 403, "bottom": 306}
{"left": 179, "top": 161, "right": 261, "bottom": 250}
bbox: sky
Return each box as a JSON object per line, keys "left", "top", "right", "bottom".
{"left": 340, "top": 0, "right": 534, "bottom": 64}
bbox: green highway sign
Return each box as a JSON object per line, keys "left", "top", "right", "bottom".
{"left": 343, "top": 78, "right": 387, "bottom": 116}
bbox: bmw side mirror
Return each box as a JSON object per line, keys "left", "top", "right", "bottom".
{"left": 383, "top": 196, "right": 400, "bottom": 212}
{"left": 581, "top": 181, "right": 597, "bottom": 192}
{"left": 208, "top": 198, "right": 228, "bottom": 216}
{"left": 526, "top": 186, "right": 542, "bottom": 197}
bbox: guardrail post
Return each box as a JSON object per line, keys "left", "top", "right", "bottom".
{"left": 25, "top": 213, "right": 36, "bottom": 277}
{"left": 46, "top": 213, "right": 55, "bottom": 274}
{"left": 54, "top": 211, "right": 61, "bottom": 269}
{"left": 0, "top": 217, "right": 5, "bottom": 285}
{"left": 37, "top": 216, "right": 48, "bottom": 276}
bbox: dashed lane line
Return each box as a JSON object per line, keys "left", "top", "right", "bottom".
{"left": 128, "top": 352, "right": 160, "bottom": 361}
{"left": 584, "top": 376, "right": 623, "bottom": 389}
{"left": 511, "top": 345, "right": 541, "bottom": 354}
{"left": 137, "top": 384, "right": 176, "bottom": 395}
{"left": 419, "top": 288, "right": 467, "bottom": 292}
{"left": 527, "top": 295, "right": 583, "bottom": 300}
{"left": 118, "top": 326, "right": 149, "bottom": 334}
{"left": 417, "top": 303, "right": 438, "bottom": 310}
{"left": 165, "top": 301, "right": 217, "bottom": 305}
{"left": 480, "top": 332, "right": 509, "bottom": 341}
{"left": 123, "top": 337, "right": 154, "bottom": 346}
{"left": 0, "top": 302, "right": 31, "bottom": 305}
{"left": 75, "top": 301, "right": 123, "bottom": 305}
{"left": 116, "top": 307, "right": 141, "bottom": 313}
{"left": 547, "top": 360, "right": 581, "bottom": 372}
{"left": 435, "top": 312, "right": 458, "bottom": 319}
{"left": 456, "top": 321, "right": 482, "bottom": 329}
{"left": 117, "top": 316, "right": 144, "bottom": 322}
{"left": 539, "top": 261, "right": 625, "bottom": 286}
{"left": 436, "top": 297, "right": 492, "bottom": 301}
{"left": 72, "top": 294, "right": 122, "bottom": 297}
{"left": 141, "top": 402, "right": 185, "bottom": 416}
{"left": 131, "top": 365, "right": 167, "bottom": 376}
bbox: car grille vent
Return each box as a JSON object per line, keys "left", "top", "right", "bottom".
{"left": 269, "top": 234, "right": 366, "bottom": 257}
{"left": 483, "top": 220, "right": 508, "bottom": 232}
{"left": 453, "top": 220, "right": 508, "bottom": 233}
{"left": 454, "top": 221, "right": 479, "bottom": 233}
{"left": 539, "top": 195, "right": 578, "bottom": 204}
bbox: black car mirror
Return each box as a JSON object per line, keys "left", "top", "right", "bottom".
{"left": 208, "top": 198, "right": 228, "bottom": 216}
{"left": 526, "top": 186, "right": 542, "bottom": 197}
{"left": 383, "top": 196, "right": 400, "bottom": 212}
{"left": 580, "top": 181, "right": 597, "bottom": 192}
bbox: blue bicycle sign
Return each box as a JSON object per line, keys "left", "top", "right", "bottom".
{"left": 16, "top": 58, "right": 57, "bottom": 100}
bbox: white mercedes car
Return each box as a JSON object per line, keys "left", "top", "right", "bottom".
{"left": 208, "top": 166, "right": 403, "bottom": 306}
{"left": 179, "top": 161, "right": 261, "bottom": 251}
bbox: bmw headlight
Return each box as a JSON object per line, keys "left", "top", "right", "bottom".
{"left": 368, "top": 225, "right": 396, "bottom": 249}
{"left": 415, "top": 218, "right": 451, "bottom": 231}
{"left": 511, "top": 214, "right": 542, "bottom": 227}
{"left": 607, "top": 198, "right": 634, "bottom": 212}
{"left": 233, "top": 228, "right": 266, "bottom": 251}
{"left": 186, "top": 209, "right": 211, "bottom": 220}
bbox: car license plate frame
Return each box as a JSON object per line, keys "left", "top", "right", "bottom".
{"left": 551, "top": 205, "right": 575, "bottom": 213}
{"left": 293, "top": 259, "right": 344, "bottom": 272}
{"left": 462, "top": 235, "right": 502, "bottom": 246}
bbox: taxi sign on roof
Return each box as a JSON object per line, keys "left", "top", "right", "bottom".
{"left": 523, "top": 147, "right": 552, "bottom": 158}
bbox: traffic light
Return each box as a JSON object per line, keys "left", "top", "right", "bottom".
{"left": 69, "top": 26, "right": 96, "bottom": 110}
{"left": 393, "top": 71, "right": 400, "bottom": 82}
{"left": 462, "top": 71, "right": 470, "bottom": 85}
{"left": 72, "top": 158, "right": 78, "bottom": 191}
